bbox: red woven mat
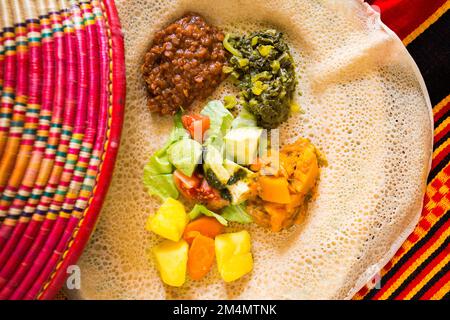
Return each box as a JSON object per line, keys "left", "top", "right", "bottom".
{"left": 354, "top": 0, "right": 450, "bottom": 300}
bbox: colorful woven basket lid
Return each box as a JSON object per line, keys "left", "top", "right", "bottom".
{"left": 0, "top": 0, "right": 125, "bottom": 299}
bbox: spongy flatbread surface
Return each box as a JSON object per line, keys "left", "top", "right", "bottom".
{"left": 71, "top": 0, "right": 433, "bottom": 299}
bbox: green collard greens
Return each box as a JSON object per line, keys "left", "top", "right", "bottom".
{"left": 225, "top": 30, "right": 297, "bottom": 129}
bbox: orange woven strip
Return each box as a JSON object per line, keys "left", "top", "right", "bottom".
{"left": 377, "top": 222, "right": 449, "bottom": 299}
{"left": 400, "top": 248, "right": 450, "bottom": 299}
{"left": 428, "top": 273, "right": 450, "bottom": 300}
{"left": 354, "top": 163, "right": 450, "bottom": 299}
{"left": 402, "top": 1, "right": 450, "bottom": 46}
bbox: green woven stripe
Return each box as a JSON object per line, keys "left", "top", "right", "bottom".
{"left": 1, "top": 92, "right": 15, "bottom": 99}
{"left": 15, "top": 194, "right": 28, "bottom": 202}
{"left": 11, "top": 121, "right": 24, "bottom": 127}
{"left": 2, "top": 194, "right": 13, "bottom": 202}
{"left": 81, "top": 185, "right": 94, "bottom": 192}
{"left": 75, "top": 165, "right": 88, "bottom": 173}
{"left": 28, "top": 37, "right": 41, "bottom": 43}
{"left": 23, "top": 128, "right": 36, "bottom": 134}
{"left": 80, "top": 145, "right": 92, "bottom": 153}
{"left": 71, "top": 137, "right": 82, "bottom": 144}
{"left": 56, "top": 150, "right": 67, "bottom": 157}
{"left": 55, "top": 189, "right": 66, "bottom": 196}
{"left": 47, "top": 144, "right": 58, "bottom": 150}
{"left": 42, "top": 191, "right": 54, "bottom": 198}
{"left": 26, "top": 108, "right": 41, "bottom": 113}
{"left": 61, "top": 129, "right": 72, "bottom": 136}
{"left": 30, "top": 193, "right": 41, "bottom": 200}
{"left": 66, "top": 158, "right": 77, "bottom": 165}
{"left": 41, "top": 33, "right": 53, "bottom": 39}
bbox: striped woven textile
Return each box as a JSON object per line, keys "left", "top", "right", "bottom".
{"left": 354, "top": 0, "right": 450, "bottom": 300}
{"left": 0, "top": 0, "right": 125, "bottom": 300}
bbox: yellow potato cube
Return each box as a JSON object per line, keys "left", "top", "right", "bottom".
{"left": 146, "top": 198, "right": 188, "bottom": 242}
{"left": 215, "top": 231, "right": 253, "bottom": 282}
{"left": 153, "top": 239, "right": 189, "bottom": 287}
{"left": 220, "top": 253, "right": 253, "bottom": 282}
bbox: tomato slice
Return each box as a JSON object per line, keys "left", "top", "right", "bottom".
{"left": 174, "top": 170, "right": 201, "bottom": 189}
{"left": 173, "top": 170, "right": 229, "bottom": 209}
{"left": 173, "top": 170, "right": 202, "bottom": 200}
{"left": 196, "top": 179, "right": 229, "bottom": 210}
{"left": 181, "top": 114, "right": 210, "bottom": 143}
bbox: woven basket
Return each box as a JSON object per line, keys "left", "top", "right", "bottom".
{"left": 0, "top": 0, "right": 125, "bottom": 300}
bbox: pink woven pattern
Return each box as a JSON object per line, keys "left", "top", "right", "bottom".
{"left": 0, "top": 17, "right": 43, "bottom": 217}
{"left": 0, "top": 18, "right": 30, "bottom": 190}
{"left": 0, "top": 0, "right": 125, "bottom": 300}
{"left": 0, "top": 8, "right": 65, "bottom": 286}
{"left": 0, "top": 31, "right": 4, "bottom": 94}
{"left": 0, "top": 25, "right": 17, "bottom": 159}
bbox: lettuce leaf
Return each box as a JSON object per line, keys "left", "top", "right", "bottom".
{"left": 231, "top": 108, "right": 257, "bottom": 129}
{"left": 167, "top": 139, "right": 203, "bottom": 177}
{"left": 143, "top": 112, "right": 189, "bottom": 200}
{"left": 144, "top": 148, "right": 173, "bottom": 176}
{"left": 201, "top": 100, "right": 233, "bottom": 148}
{"left": 169, "top": 111, "right": 190, "bottom": 142}
{"left": 188, "top": 204, "right": 228, "bottom": 226}
{"left": 142, "top": 173, "right": 179, "bottom": 201}
{"left": 221, "top": 204, "right": 253, "bottom": 224}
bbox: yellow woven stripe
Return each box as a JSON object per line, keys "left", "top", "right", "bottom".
{"left": 404, "top": 253, "right": 450, "bottom": 299}
{"left": 433, "top": 94, "right": 450, "bottom": 116}
{"left": 60, "top": 212, "right": 71, "bottom": 219}
{"left": 353, "top": 292, "right": 364, "bottom": 300}
{"left": 2, "top": 86, "right": 14, "bottom": 94}
{"left": 4, "top": 50, "right": 16, "bottom": 57}
{"left": 31, "top": 214, "right": 45, "bottom": 222}
{"left": 18, "top": 216, "right": 30, "bottom": 223}
{"left": 435, "top": 117, "right": 450, "bottom": 136}
{"left": 40, "top": 17, "right": 50, "bottom": 25}
{"left": 430, "top": 280, "right": 450, "bottom": 300}
{"left": 433, "top": 138, "right": 450, "bottom": 159}
{"left": 379, "top": 227, "right": 450, "bottom": 299}
{"left": 47, "top": 212, "right": 58, "bottom": 220}
{"left": 15, "top": 26, "right": 27, "bottom": 34}
{"left": 28, "top": 22, "right": 40, "bottom": 29}
{"left": 426, "top": 171, "right": 450, "bottom": 208}
{"left": 16, "top": 95, "right": 28, "bottom": 104}
{"left": 358, "top": 214, "right": 439, "bottom": 299}
{"left": 73, "top": 132, "right": 84, "bottom": 140}
{"left": 403, "top": 1, "right": 450, "bottom": 46}
{"left": 387, "top": 168, "right": 449, "bottom": 262}
{"left": 2, "top": 218, "right": 16, "bottom": 226}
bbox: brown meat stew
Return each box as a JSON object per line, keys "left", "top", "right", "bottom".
{"left": 142, "top": 14, "right": 228, "bottom": 115}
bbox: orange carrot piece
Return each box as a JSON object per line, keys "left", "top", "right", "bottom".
{"left": 187, "top": 234, "right": 215, "bottom": 280}
{"left": 183, "top": 216, "right": 224, "bottom": 244}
